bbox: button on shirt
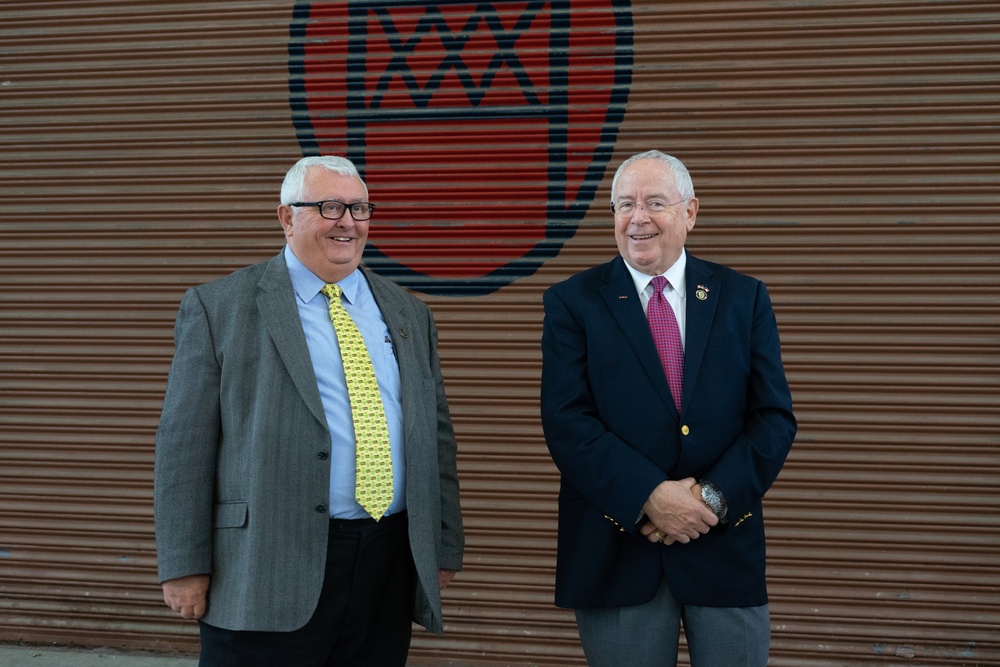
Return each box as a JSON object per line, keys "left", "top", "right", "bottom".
{"left": 284, "top": 246, "right": 405, "bottom": 519}
{"left": 625, "top": 249, "right": 688, "bottom": 349}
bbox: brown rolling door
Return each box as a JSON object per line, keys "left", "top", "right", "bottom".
{"left": 396, "top": 2, "right": 1000, "bottom": 664}
{"left": 1, "top": 2, "right": 998, "bottom": 666}
{"left": 594, "top": 3, "right": 1000, "bottom": 666}
{"left": 0, "top": 0, "right": 302, "bottom": 654}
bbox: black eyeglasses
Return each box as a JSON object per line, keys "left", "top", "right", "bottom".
{"left": 290, "top": 200, "right": 376, "bottom": 221}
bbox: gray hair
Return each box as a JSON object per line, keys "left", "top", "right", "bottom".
{"left": 610, "top": 150, "right": 695, "bottom": 203}
{"left": 280, "top": 155, "right": 366, "bottom": 204}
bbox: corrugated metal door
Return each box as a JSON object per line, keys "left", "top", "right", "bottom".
{"left": 1, "top": 2, "right": 997, "bottom": 666}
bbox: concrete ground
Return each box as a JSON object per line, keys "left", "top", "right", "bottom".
{"left": 0, "top": 645, "right": 198, "bottom": 666}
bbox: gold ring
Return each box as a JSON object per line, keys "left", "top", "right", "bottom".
{"left": 651, "top": 530, "right": 663, "bottom": 541}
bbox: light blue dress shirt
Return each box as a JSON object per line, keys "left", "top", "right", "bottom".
{"left": 284, "top": 246, "right": 405, "bottom": 519}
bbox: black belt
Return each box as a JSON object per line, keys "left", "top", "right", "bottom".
{"left": 330, "top": 510, "right": 407, "bottom": 531}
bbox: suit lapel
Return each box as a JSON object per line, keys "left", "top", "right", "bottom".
{"left": 600, "top": 256, "right": 677, "bottom": 414}
{"left": 362, "top": 266, "right": 417, "bottom": 389}
{"left": 683, "top": 255, "right": 720, "bottom": 411}
{"left": 256, "top": 252, "right": 327, "bottom": 427}
{"left": 363, "top": 267, "right": 421, "bottom": 445}
{"left": 362, "top": 266, "right": 411, "bottom": 374}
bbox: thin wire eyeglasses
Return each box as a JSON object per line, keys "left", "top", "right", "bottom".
{"left": 611, "top": 199, "right": 689, "bottom": 216}
{"left": 290, "top": 200, "right": 376, "bottom": 221}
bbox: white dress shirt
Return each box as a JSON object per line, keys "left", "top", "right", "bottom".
{"left": 623, "top": 249, "right": 688, "bottom": 349}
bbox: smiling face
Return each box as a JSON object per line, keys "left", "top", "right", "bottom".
{"left": 277, "top": 166, "right": 370, "bottom": 283}
{"left": 613, "top": 158, "right": 699, "bottom": 276}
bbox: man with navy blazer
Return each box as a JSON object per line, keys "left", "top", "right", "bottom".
{"left": 154, "top": 155, "right": 464, "bottom": 666}
{"left": 541, "top": 150, "right": 796, "bottom": 666}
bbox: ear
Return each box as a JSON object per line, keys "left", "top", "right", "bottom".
{"left": 277, "top": 205, "right": 294, "bottom": 236}
{"left": 684, "top": 197, "right": 699, "bottom": 232}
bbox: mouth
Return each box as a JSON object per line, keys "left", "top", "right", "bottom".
{"left": 630, "top": 232, "right": 658, "bottom": 241}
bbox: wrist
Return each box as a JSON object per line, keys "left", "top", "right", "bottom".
{"left": 698, "top": 479, "right": 728, "bottom": 524}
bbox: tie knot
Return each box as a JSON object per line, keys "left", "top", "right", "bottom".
{"left": 321, "top": 283, "right": 343, "bottom": 301}
{"left": 650, "top": 276, "right": 668, "bottom": 293}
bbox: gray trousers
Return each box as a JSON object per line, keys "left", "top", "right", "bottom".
{"left": 575, "top": 579, "right": 770, "bottom": 667}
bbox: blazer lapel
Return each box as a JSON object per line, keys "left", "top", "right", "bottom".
{"left": 256, "top": 252, "right": 327, "bottom": 427}
{"left": 600, "top": 256, "right": 677, "bottom": 414}
{"left": 363, "top": 267, "right": 417, "bottom": 387}
{"left": 362, "top": 267, "right": 422, "bottom": 443}
{"left": 682, "top": 254, "right": 720, "bottom": 411}
{"left": 362, "top": 266, "right": 410, "bottom": 369}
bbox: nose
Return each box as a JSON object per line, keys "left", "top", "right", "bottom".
{"left": 332, "top": 213, "right": 355, "bottom": 227}
{"left": 631, "top": 203, "right": 652, "bottom": 222}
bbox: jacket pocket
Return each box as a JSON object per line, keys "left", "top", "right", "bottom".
{"left": 213, "top": 501, "right": 248, "bottom": 529}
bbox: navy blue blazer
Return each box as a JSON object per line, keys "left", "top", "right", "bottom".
{"left": 540, "top": 253, "right": 796, "bottom": 609}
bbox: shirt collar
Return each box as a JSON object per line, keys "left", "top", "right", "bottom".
{"left": 284, "top": 245, "right": 362, "bottom": 305}
{"left": 624, "top": 249, "right": 687, "bottom": 297}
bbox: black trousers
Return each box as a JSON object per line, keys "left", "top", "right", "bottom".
{"left": 198, "top": 512, "right": 415, "bottom": 667}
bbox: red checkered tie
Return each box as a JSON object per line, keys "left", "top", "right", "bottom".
{"left": 647, "top": 276, "right": 684, "bottom": 413}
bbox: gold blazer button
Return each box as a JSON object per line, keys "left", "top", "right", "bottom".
{"left": 681, "top": 425, "right": 690, "bottom": 436}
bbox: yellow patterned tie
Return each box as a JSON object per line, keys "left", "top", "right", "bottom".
{"left": 321, "top": 283, "right": 393, "bottom": 520}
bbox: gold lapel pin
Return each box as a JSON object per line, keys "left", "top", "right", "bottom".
{"left": 695, "top": 284, "right": 710, "bottom": 301}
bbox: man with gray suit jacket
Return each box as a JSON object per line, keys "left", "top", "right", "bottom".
{"left": 154, "top": 155, "right": 464, "bottom": 666}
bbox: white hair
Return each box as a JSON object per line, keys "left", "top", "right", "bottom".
{"left": 610, "top": 150, "right": 695, "bottom": 203}
{"left": 280, "top": 155, "right": 366, "bottom": 204}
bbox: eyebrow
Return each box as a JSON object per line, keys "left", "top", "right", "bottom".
{"left": 617, "top": 193, "right": 671, "bottom": 201}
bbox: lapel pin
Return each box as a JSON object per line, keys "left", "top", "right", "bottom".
{"left": 619, "top": 295, "right": 629, "bottom": 299}
{"left": 695, "top": 285, "right": 710, "bottom": 301}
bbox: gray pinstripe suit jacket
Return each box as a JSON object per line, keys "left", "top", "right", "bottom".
{"left": 154, "top": 251, "right": 464, "bottom": 633}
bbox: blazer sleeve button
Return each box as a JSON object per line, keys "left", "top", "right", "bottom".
{"left": 315, "top": 504, "right": 327, "bottom": 513}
